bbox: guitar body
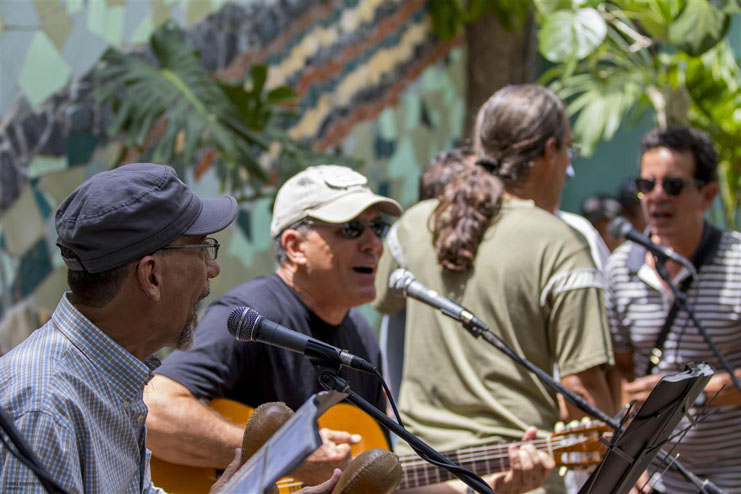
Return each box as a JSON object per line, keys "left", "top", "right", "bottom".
{"left": 149, "top": 399, "right": 389, "bottom": 494}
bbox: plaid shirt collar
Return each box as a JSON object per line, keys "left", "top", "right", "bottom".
{"left": 52, "top": 293, "right": 159, "bottom": 401}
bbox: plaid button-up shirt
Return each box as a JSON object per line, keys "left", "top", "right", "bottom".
{"left": 0, "top": 293, "right": 165, "bottom": 493}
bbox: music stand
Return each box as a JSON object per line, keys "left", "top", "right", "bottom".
{"left": 579, "top": 362, "right": 714, "bottom": 494}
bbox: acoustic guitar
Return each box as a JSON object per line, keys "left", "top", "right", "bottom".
{"left": 149, "top": 399, "right": 609, "bottom": 493}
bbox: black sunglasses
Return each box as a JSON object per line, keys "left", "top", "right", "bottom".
{"left": 304, "top": 218, "right": 390, "bottom": 239}
{"left": 634, "top": 177, "right": 703, "bottom": 197}
{"left": 340, "top": 218, "right": 390, "bottom": 239}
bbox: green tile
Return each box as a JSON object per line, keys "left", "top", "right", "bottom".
{"left": 3, "top": 186, "right": 45, "bottom": 257}
{"left": 34, "top": 0, "right": 72, "bottom": 49}
{"left": 130, "top": 11, "right": 154, "bottom": 45}
{"left": 87, "top": 2, "right": 125, "bottom": 46}
{"left": 378, "top": 107, "right": 397, "bottom": 141}
{"left": 12, "top": 237, "right": 53, "bottom": 302}
{"left": 402, "top": 93, "right": 421, "bottom": 132}
{"left": 66, "top": 131, "right": 98, "bottom": 166}
{"left": 38, "top": 166, "right": 86, "bottom": 205}
{"left": 31, "top": 184, "right": 54, "bottom": 220}
{"left": 65, "top": 0, "right": 84, "bottom": 14}
{"left": 17, "top": 31, "right": 71, "bottom": 105}
{"left": 387, "top": 138, "right": 420, "bottom": 207}
{"left": 27, "top": 155, "right": 67, "bottom": 179}
{"left": 186, "top": 0, "right": 212, "bottom": 25}
{"left": 31, "top": 266, "right": 68, "bottom": 318}
{"left": 249, "top": 197, "right": 274, "bottom": 251}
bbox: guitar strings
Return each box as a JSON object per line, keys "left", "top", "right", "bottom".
{"left": 275, "top": 436, "right": 601, "bottom": 491}
{"left": 398, "top": 437, "right": 597, "bottom": 470}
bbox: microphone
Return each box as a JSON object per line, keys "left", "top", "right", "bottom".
{"left": 227, "top": 307, "right": 377, "bottom": 374}
{"left": 608, "top": 217, "right": 697, "bottom": 277}
{"left": 389, "top": 269, "right": 485, "bottom": 329}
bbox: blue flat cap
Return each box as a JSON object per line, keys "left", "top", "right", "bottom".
{"left": 55, "top": 163, "right": 237, "bottom": 273}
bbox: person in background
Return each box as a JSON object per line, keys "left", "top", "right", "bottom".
{"left": 606, "top": 127, "right": 741, "bottom": 493}
{"left": 581, "top": 194, "right": 624, "bottom": 252}
{"left": 618, "top": 177, "right": 648, "bottom": 233}
{"left": 375, "top": 84, "right": 618, "bottom": 494}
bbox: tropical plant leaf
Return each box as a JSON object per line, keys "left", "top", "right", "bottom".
{"left": 95, "top": 20, "right": 262, "bottom": 182}
{"left": 612, "top": 0, "right": 681, "bottom": 40}
{"left": 668, "top": 0, "right": 730, "bottom": 56}
{"left": 723, "top": 0, "right": 741, "bottom": 13}
{"left": 533, "top": 0, "right": 573, "bottom": 15}
{"left": 94, "top": 20, "right": 358, "bottom": 196}
{"left": 267, "top": 86, "right": 297, "bottom": 105}
{"left": 427, "top": 0, "right": 465, "bottom": 40}
{"left": 538, "top": 8, "right": 607, "bottom": 62}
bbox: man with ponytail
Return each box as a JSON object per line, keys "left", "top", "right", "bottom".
{"left": 375, "top": 84, "right": 617, "bottom": 494}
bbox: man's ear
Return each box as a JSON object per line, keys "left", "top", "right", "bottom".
{"left": 136, "top": 255, "right": 162, "bottom": 301}
{"left": 543, "top": 136, "right": 559, "bottom": 164}
{"left": 282, "top": 229, "right": 308, "bottom": 266}
{"left": 700, "top": 181, "right": 719, "bottom": 211}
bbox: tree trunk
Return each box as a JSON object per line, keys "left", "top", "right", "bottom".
{"left": 464, "top": 13, "right": 538, "bottom": 140}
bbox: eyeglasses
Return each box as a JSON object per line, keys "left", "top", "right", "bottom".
{"left": 161, "top": 238, "right": 220, "bottom": 259}
{"left": 634, "top": 177, "right": 704, "bottom": 197}
{"left": 303, "top": 218, "right": 391, "bottom": 239}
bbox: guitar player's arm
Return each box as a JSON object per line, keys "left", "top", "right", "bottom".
{"left": 144, "top": 375, "right": 356, "bottom": 484}
{"left": 144, "top": 374, "right": 244, "bottom": 468}
{"left": 560, "top": 365, "right": 618, "bottom": 419}
{"left": 614, "top": 350, "right": 741, "bottom": 407}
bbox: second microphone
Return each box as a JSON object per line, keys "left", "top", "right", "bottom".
{"left": 227, "top": 306, "right": 378, "bottom": 374}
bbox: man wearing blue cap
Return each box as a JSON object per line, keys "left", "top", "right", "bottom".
{"left": 0, "top": 163, "right": 238, "bottom": 493}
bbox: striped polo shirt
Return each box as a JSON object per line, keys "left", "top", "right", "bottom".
{"left": 605, "top": 225, "right": 741, "bottom": 493}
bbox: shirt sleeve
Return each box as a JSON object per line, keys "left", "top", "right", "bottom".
{"left": 542, "top": 236, "right": 614, "bottom": 377}
{"left": 142, "top": 450, "right": 167, "bottom": 494}
{"left": 0, "top": 410, "right": 83, "bottom": 494}
{"left": 548, "top": 284, "right": 614, "bottom": 376}
{"left": 373, "top": 240, "right": 405, "bottom": 314}
{"left": 604, "top": 260, "right": 633, "bottom": 354}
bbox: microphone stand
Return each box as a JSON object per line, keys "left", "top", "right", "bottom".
{"left": 309, "top": 359, "right": 494, "bottom": 494}
{"left": 450, "top": 309, "right": 726, "bottom": 494}
{"left": 461, "top": 321, "right": 619, "bottom": 428}
{"left": 0, "top": 406, "right": 69, "bottom": 494}
{"left": 653, "top": 256, "right": 741, "bottom": 391}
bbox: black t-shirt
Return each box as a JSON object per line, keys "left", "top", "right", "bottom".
{"left": 156, "top": 274, "right": 385, "bottom": 412}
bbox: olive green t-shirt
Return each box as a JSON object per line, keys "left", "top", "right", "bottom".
{"left": 375, "top": 199, "right": 613, "bottom": 493}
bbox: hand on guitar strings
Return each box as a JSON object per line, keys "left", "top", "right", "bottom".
{"left": 487, "top": 427, "right": 556, "bottom": 494}
{"left": 290, "top": 428, "right": 362, "bottom": 485}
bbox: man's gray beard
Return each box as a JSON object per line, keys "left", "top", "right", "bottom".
{"left": 175, "top": 313, "right": 197, "bottom": 351}
{"left": 176, "top": 288, "right": 209, "bottom": 350}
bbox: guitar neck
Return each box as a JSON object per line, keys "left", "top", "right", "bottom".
{"left": 397, "top": 440, "right": 534, "bottom": 490}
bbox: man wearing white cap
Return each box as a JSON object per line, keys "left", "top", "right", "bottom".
{"left": 145, "top": 165, "right": 402, "bottom": 486}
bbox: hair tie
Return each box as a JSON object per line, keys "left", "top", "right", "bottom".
{"left": 475, "top": 156, "right": 501, "bottom": 173}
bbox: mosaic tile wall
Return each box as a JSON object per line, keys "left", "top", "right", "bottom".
{"left": 0, "top": 0, "right": 466, "bottom": 352}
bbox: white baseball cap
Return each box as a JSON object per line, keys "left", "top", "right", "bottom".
{"left": 270, "top": 165, "right": 402, "bottom": 237}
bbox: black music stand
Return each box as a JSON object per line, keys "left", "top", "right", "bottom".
{"left": 579, "top": 362, "right": 715, "bottom": 494}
